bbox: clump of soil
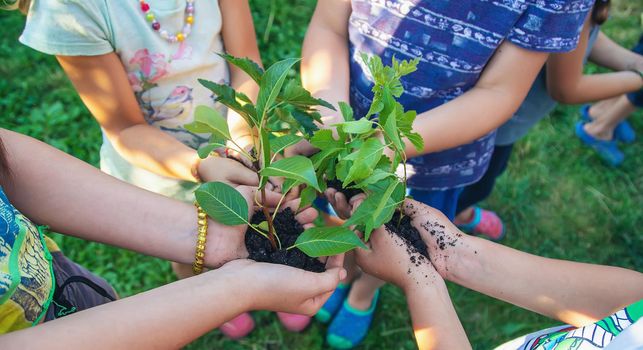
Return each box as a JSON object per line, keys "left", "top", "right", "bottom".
{"left": 327, "top": 179, "right": 363, "bottom": 200}
{"left": 246, "top": 208, "right": 325, "bottom": 272}
{"left": 385, "top": 211, "right": 430, "bottom": 267}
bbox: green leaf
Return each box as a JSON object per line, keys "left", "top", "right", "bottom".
{"left": 195, "top": 182, "right": 249, "bottom": 226}
{"left": 199, "top": 79, "right": 257, "bottom": 126}
{"left": 219, "top": 53, "right": 264, "bottom": 84}
{"left": 338, "top": 101, "right": 354, "bottom": 122}
{"left": 292, "top": 226, "right": 366, "bottom": 257}
{"left": 256, "top": 58, "right": 300, "bottom": 124}
{"left": 344, "top": 179, "right": 404, "bottom": 240}
{"left": 299, "top": 185, "right": 318, "bottom": 210}
{"left": 270, "top": 134, "right": 303, "bottom": 155}
{"left": 194, "top": 106, "right": 231, "bottom": 140}
{"left": 261, "top": 156, "right": 321, "bottom": 191}
{"left": 259, "top": 131, "right": 271, "bottom": 189}
{"left": 405, "top": 132, "right": 424, "bottom": 153}
{"left": 382, "top": 108, "right": 403, "bottom": 151}
{"left": 279, "top": 80, "right": 335, "bottom": 111}
{"left": 183, "top": 121, "right": 211, "bottom": 134}
{"left": 334, "top": 118, "right": 373, "bottom": 134}
{"left": 197, "top": 143, "right": 220, "bottom": 159}
{"left": 291, "top": 108, "right": 320, "bottom": 136}
{"left": 257, "top": 221, "right": 270, "bottom": 233}
{"left": 309, "top": 129, "right": 341, "bottom": 149}
{"left": 343, "top": 138, "right": 385, "bottom": 185}
{"left": 358, "top": 169, "right": 395, "bottom": 187}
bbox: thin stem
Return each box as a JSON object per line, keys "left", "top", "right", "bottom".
{"left": 271, "top": 191, "right": 288, "bottom": 224}
{"left": 228, "top": 139, "right": 256, "bottom": 162}
{"left": 260, "top": 187, "right": 278, "bottom": 250}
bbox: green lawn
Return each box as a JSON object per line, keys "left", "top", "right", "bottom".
{"left": 1, "top": 2, "right": 641, "bottom": 349}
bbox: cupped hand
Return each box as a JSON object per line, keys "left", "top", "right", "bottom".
{"left": 353, "top": 218, "right": 442, "bottom": 293}
{"left": 397, "top": 199, "right": 467, "bottom": 280}
{"left": 204, "top": 186, "right": 319, "bottom": 268}
{"left": 221, "top": 254, "right": 346, "bottom": 315}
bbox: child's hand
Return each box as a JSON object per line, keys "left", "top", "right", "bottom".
{"left": 354, "top": 219, "right": 442, "bottom": 293}
{"left": 198, "top": 155, "right": 258, "bottom": 187}
{"left": 204, "top": 186, "right": 319, "bottom": 268}
{"left": 223, "top": 254, "right": 346, "bottom": 315}
{"left": 398, "top": 199, "right": 469, "bottom": 280}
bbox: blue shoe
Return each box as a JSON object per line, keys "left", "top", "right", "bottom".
{"left": 315, "top": 282, "right": 350, "bottom": 323}
{"left": 580, "top": 105, "right": 636, "bottom": 144}
{"left": 326, "top": 290, "right": 380, "bottom": 349}
{"left": 575, "top": 121, "right": 624, "bottom": 167}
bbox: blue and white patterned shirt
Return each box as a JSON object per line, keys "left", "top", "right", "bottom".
{"left": 348, "top": 0, "right": 594, "bottom": 190}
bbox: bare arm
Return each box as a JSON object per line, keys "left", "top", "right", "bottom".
{"left": 546, "top": 19, "right": 643, "bottom": 104}
{"left": 56, "top": 53, "right": 258, "bottom": 185}
{"left": 0, "top": 259, "right": 345, "bottom": 349}
{"left": 589, "top": 31, "right": 643, "bottom": 71}
{"left": 301, "top": 0, "right": 352, "bottom": 124}
{"left": 404, "top": 200, "right": 643, "bottom": 327}
{"left": 354, "top": 213, "right": 470, "bottom": 350}
{"left": 0, "top": 129, "right": 316, "bottom": 268}
{"left": 406, "top": 42, "right": 548, "bottom": 157}
{"left": 220, "top": 0, "right": 262, "bottom": 148}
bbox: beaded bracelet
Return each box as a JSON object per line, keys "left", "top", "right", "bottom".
{"left": 192, "top": 203, "right": 208, "bottom": 275}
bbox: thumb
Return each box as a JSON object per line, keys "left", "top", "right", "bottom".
{"left": 309, "top": 267, "right": 346, "bottom": 295}
{"left": 228, "top": 159, "right": 260, "bottom": 186}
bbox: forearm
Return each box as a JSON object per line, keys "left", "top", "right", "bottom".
{"left": 407, "top": 85, "right": 525, "bottom": 157}
{"left": 1, "top": 269, "right": 246, "bottom": 349}
{"left": 548, "top": 71, "right": 643, "bottom": 104}
{"left": 406, "top": 280, "right": 470, "bottom": 350}
{"left": 1, "top": 129, "right": 223, "bottom": 268}
{"left": 111, "top": 123, "right": 200, "bottom": 181}
{"left": 448, "top": 235, "right": 643, "bottom": 327}
{"left": 301, "top": 14, "right": 351, "bottom": 123}
{"left": 589, "top": 32, "right": 643, "bottom": 71}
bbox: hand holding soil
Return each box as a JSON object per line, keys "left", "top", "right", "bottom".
{"left": 218, "top": 255, "right": 346, "bottom": 316}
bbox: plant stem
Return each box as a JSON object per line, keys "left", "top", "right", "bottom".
{"left": 260, "top": 187, "right": 278, "bottom": 250}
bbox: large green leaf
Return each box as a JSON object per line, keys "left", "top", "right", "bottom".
{"left": 279, "top": 80, "right": 335, "bottom": 111}
{"left": 292, "top": 226, "right": 366, "bottom": 257}
{"left": 193, "top": 105, "right": 231, "bottom": 140}
{"left": 344, "top": 179, "right": 404, "bottom": 240}
{"left": 195, "top": 182, "right": 249, "bottom": 226}
{"left": 219, "top": 53, "right": 264, "bottom": 84}
{"left": 256, "top": 58, "right": 300, "bottom": 124}
{"left": 334, "top": 118, "right": 373, "bottom": 134}
{"left": 270, "top": 134, "right": 303, "bottom": 155}
{"left": 198, "top": 79, "right": 257, "bottom": 126}
{"left": 343, "top": 138, "right": 385, "bottom": 185}
{"left": 309, "top": 129, "right": 342, "bottom": 149}
{"left": 261, "top": 156, "right": 320, "bottom": 191}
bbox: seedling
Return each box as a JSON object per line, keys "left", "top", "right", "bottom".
{"left": 187, "top": 55, "right": 365, "bottom": 260}
{"left": 309, "top": 54, "right": 423, "bottom": 241}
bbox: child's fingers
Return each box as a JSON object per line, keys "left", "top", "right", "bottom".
{"left": 227, "top": 159, "right": 260, "bottom": 186}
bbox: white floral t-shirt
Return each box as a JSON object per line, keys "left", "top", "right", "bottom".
{"left": 20, "top": 0, "right": 229, "bottom": 202}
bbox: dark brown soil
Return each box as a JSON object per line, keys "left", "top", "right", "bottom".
{"left": 327, "top": 179, "right": 363, "bottom": 200}
{"left": 385, "top": 211, "right": 430, "bottom": 266}
{"left": 246, "top": 208, "right": 325, "bottom": 272}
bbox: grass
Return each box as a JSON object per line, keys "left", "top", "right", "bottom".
{"left": 1, "top": 2, "right": 642, "bottom": 349}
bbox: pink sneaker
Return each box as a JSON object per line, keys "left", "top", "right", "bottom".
{"left": 219, "top": 312, "right": 255, "bottom": 339}
{"left": 457, "top": 206, "right": 505, "bottom": 241}
{"left": 277, "top": 312, "right": 312, "bottom": 332}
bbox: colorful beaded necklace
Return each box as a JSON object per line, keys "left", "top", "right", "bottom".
{"left": 139, "top": 0, "right": 195, "bottom": 43}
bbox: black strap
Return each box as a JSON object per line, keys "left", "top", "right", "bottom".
{"left": 52, "top": 275, "right": 116, "bottom": 318}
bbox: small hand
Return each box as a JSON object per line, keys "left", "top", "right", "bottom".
{"left": 221, "top": 253, "right": 346, "bottom": 315}
{"left": 204, "top": 186, "right": 319, "bottom": 268}
{"left": 198, "top": 155, "right": 259, "bottom": 187}
{"left": 353, "top": 212, "right": 442, "bottom": 293}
